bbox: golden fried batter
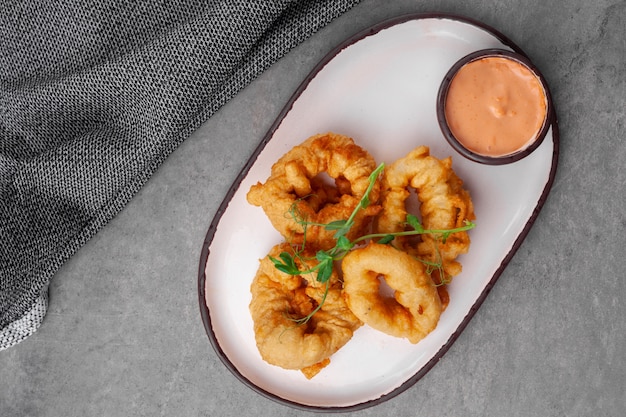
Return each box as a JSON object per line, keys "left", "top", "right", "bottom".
{"left": 342, "top": 243, "right": 442, "bottom": 344}
{"left": 247, "top": 133, "right": 381, "bottom": 250}
{"left": 249, "top": 244, "right": 362, "bottom": 378}
{"left": 247, "top": 136, "right": 475, "bottom": 377}
{"left": 375, "top": 146, "right": 474, "bottom": 280}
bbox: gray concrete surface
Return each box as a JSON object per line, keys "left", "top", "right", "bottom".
{"left": 2, "top": 0, "right": 625, "bottom": 416}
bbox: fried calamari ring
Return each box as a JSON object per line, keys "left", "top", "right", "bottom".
{"left": 249, "top": 243, "right": 362, "bottom": 378}
{"left": 342, "top": 243, "right": 442, "bottom": 344}
{"left": 247, "top": 133, "right": 381, "bottom": 250}
{"left": 375, "top": 146, "right": 474, "bottom": 280}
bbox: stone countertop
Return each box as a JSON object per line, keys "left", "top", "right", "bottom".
{"left": 2, "top": 0, "right": 624, "bottom": 416}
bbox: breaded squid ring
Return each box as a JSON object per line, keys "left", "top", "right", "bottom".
{"left": 247, "top": 133, "right": 381, "bottom": 250}
{"left": 375, "top": 146, "right": 475, "bottom": 280}
{"left": 249, "top": 243, "right": 362, "bottom": 378}
{"left": 341, "top": 243, "right": 442, "bottom": 344}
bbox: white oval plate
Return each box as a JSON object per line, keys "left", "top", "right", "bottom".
{"left": 199, "top": 13, "right": 558, "bottom": 411}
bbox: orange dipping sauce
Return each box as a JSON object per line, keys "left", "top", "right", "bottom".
{"left": 444, "top": 56, "right": 548, "bottom": 157}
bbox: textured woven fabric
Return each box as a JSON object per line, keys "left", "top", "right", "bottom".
{"left": 0, "top": 0, "right": 361, "bottom": 350}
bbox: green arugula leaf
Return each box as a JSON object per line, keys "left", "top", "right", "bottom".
{"left": 316, "top": 261, "right": 333, "bottom": 283}
{"left": 335, "top": 235, "right": 353, "bottom": 251}
{"left": 269, "top": 253, "right": 299, "bottom": 275}
{"left": 377, "top": 234, "right": 395, "bottom": 244}
{"left": 314, "top": 251, "right": 334, "bottom": 283}
{"left": 406, "top": 214, "right": 423, "bottom": 232}
{"left": 325, "top": 220, "right": 348, "bottom": 231}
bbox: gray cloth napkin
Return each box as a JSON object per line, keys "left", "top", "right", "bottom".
{"left": 0, "top": 0, "right": 361, "bottom": 350}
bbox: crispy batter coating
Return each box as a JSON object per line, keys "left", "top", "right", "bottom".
{"left": 249, "top": 244, "right": 362, "bottom": 378}
{"left": 246, "top": 133, "right": 381, "bottom": 250}
{"left": 342, "top": 243, "right": 442, "bottom": 344}
{"left": 375, "top": 146, "right": 475, "bottom": 280}
{"left": 247, "top": 136, "right": 475, "bottom": 376}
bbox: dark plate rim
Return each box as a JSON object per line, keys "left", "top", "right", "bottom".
{"left": 198, "top": 11, "right": 560, "bottom": 412}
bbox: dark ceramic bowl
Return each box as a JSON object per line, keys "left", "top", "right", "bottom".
{"left": 437, "top": 49, "right": 554, "bottom": 165}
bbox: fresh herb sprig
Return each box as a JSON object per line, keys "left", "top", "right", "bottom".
{"left": 270, "top": 163, "right": 386, "bottom": 284}
{"left": 269, "top": 162, "right": 475, "bottom": 324}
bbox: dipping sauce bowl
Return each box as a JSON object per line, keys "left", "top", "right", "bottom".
{"left": 437, "top": 49, "right": 553, "bottom": 165}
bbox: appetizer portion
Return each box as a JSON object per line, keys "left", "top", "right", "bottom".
{"left": 246, "top": 132, "right": 475, "bottom": 378}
